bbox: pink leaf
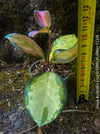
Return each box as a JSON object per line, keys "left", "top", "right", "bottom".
{"left": 34, "top": 10, "right": 51, "bottom": 28}
{"left": 28, "top": 31, "right": 38, "bottom": 37}
{"left": 5, "top": 33, "right": 44, "bottom": 58}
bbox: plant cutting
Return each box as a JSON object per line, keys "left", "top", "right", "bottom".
{"left": 5, "top": 10, "right": 78, "bottom": 133}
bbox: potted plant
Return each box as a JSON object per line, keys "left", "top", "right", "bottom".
{"left": 5, "top": 10, "right": 78, "bottom": 133}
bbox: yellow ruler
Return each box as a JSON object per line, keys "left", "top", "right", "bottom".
{"left": 77, "top": 0, "right": 96, "bottom": 103}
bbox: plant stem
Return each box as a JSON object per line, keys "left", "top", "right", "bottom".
{"left": 46, "top": 34, "right": 51, "bottom": 68}
{"left": 38, "top": 128, "right": 43, "bottom": 134}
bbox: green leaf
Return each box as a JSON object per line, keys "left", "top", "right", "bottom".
{"left": 5, "top": 33, "right": 44, "bottom": 58}
{"left": 25, "top": 72, "right": 67, "bottom": 127}
{"left": 49, "top": 34, "right": 78, "bottom": 63}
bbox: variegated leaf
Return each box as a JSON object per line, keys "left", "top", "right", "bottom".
{"left": 49, "top": 34, "right": 78, "bottom": 63}
{"left": 5, "top": 33, "right": 44, "bottom": 58}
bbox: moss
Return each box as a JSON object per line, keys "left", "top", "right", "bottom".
{"left": 0, "top": 65, "right": 30, "bottom": 112}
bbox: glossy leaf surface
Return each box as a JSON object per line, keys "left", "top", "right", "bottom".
{"left": 28, "top": 27, "right": 50, "bottom": 37}
{"left": 34, "top": 10, "right": 51, "bottom": 28}
{"left": 5, "top": 33, "right": 44, "bottom": 58}
{"left": 25, "top": 72, "right": 67, "bottom": 127}
{"left": 49, "top": 34, "right": 78, "bottom": 63}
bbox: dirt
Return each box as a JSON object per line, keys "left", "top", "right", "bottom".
{"left": 0, "top": 60, "right": 100, "bottom": 134}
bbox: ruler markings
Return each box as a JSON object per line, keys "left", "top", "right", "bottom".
{"left": 77, "top": 0, "right": 96, "bottom": 103}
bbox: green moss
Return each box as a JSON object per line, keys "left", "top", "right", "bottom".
{"left": 0, "top": 65, "right": 30, "bottom": 112}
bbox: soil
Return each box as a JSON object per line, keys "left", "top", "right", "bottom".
{"left": 0, "top": 60, "right": 100, "bottom": 134}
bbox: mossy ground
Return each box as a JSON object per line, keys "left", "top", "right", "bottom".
{"left": 0, "top": 58, "right": 100, "bottom": 133}
{"left": 0, "top": 62, "right": 30, "bottom": 112}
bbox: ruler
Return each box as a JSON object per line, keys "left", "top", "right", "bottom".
{"left": 77, "top": 0, "right": 96, "bottom": 103}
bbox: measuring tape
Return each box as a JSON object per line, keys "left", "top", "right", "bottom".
{"left": 77, "top": 0, "right": 96, "bottom": 103}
